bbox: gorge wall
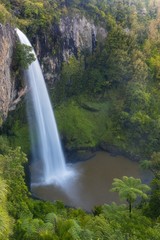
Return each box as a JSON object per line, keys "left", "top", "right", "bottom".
{"left": 34, "top": 14, "right": 107, "bottom": 85}
{"left": 0, "top": 14, "right": 107, "bottom": 121}
{"left": 0, "top": 24, "right": 15, "bottom": 122}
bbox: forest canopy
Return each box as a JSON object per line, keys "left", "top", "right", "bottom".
{"left": 0, "top": 0, "right": 160, "bottom": 239}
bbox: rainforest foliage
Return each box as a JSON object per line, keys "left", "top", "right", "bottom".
{"left": 1, "top": 0, "right": 160, "bottom": 157}
{"left": 0, "top": 136, "right": 160, "bottom": 239}
{"left": 54, "top": 0, "right": 160, "bottom": 158}
{"left": 1, "top": 0, "right": 160, "bottom": 239}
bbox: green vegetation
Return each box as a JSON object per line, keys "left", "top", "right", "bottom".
{"left": 55, "top": 99, "right": 110, "bottom": 148}
{"left": 1, "top": 0, "right": 160, "bottom": 239}
{"left": 1, "top": 101, "right": 30, "bottom": 154}
{"left": 52, "top": 0, "right": 160, "bottom": 158}
{"left": 141, "top": 152, "right": 160, "bottom": 179}
{"left": 0, "top": 3, "right": 11, "bottom": 24}
{"left": 0, "top": 177, "right": 13, "bottom": 240}
{"left": 13, "top": 42, "right": 36, "bottom": 70}
{"left": 0, "top": 137, "right": 160, "bottom": 239}
{"left": 111, "top": 176, "right": 150, "bottom": 216}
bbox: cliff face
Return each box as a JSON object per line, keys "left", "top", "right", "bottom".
{"left": 0, "top": 14, "right": 107, "bottom": 121}
{"left": 59, "top": 14, "right": 107, "bottom": 60}
{"left": 0, "top": 24, "right": 15, "bottom": 122}
{"left": 34, "top": 14, "right": 107, "bottom": 85}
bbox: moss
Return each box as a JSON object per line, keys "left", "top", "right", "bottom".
{"left": 55, "top": 97, "right": 112, "bottom": 149}
{"left": 2, "top": 101, "right": 30, "bottom": 154}
{"left": 9, "top": 122, "right": 30, "bottom": 154}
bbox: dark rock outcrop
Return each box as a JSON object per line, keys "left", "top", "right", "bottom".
{"left": 34, "top": 14, "right": 107, "bottom": 85}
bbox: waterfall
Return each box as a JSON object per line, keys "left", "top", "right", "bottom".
{"left": 16, "top": 29, "right": 73, "bottom": 184}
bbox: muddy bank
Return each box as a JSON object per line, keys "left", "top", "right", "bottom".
{"left": 65, "top": 142, "right": 142, "bottom": 164}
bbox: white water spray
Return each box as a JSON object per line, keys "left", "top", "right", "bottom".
{"left": 16, "top": 29, "right": 73, "bottom": 184}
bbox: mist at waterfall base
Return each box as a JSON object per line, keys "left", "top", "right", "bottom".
{"left": 16, "top": 29, "right": 151, "bottom": 211}
{"left": 16, "top": 29, "right": 76, "bottom": 188}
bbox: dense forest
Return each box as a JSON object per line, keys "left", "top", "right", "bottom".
{"left": 0, "top": 0, "right": 160, "bottom": 239}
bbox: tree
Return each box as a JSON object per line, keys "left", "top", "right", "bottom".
{"left": 13, "top": 42, "right": 35, "bottom": 70}
{"left": 55, "top": 56, "right": 84, "bottom": 102}
{"left": 111, "top": 176, "right": 150, "bottom": 216}
{"left": 0, "top": 4, "right": 11, "bottom": 24}
{"left": 147, "top": 178, "right": 160, "bottom": 219}
{"left": 0, "top": 146, "right": 30, "bottom": 218}
{"left": 0, "top": 178, "right": 13, "bottom": 240}
{"left": 140, "top": 152, "right": 160, "bottom": 179}
{"left": 140, "top": 152, "right": 160, "bottom": 218}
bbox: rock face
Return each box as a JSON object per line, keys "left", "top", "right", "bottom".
{"left": 0, "top": 15, "right": 107, "bottom": 120}
{"left": 59, "top": 14, "right": 107, "bottom": 60}
{"left": 0, "top": 24, "right": 15, "bottom": 122}
{"left": 35, "top": 14, "right": 107, "bottom": 85}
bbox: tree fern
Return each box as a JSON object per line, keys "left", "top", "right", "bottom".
{"left": 111, "top": 176, "right": 150, "bottom": 216}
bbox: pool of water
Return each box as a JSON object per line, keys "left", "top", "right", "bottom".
{"left": 31, "top": 151, "right": 151, "bottom": 211}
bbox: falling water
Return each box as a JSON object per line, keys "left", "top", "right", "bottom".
{"left": 16, "top": 29, "right": 73, "bottom": 184}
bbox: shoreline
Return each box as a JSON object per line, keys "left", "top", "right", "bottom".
{"left": 65, "top": 142, "right": 142, "bottom": 164}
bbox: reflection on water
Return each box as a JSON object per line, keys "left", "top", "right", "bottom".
{"left": 31, "top": 151, "right": 151, "bottom": 211}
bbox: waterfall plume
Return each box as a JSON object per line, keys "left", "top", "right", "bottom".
{"left": 16, "top": 28, "right": 74, "bottom": 185}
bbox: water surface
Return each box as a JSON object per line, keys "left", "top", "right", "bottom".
{"left": 31, "top": 151, "right": 150, "bottom": 211}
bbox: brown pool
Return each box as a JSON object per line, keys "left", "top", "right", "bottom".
{"left": 31, "top": 151, "right": 151, "bottom": 211}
